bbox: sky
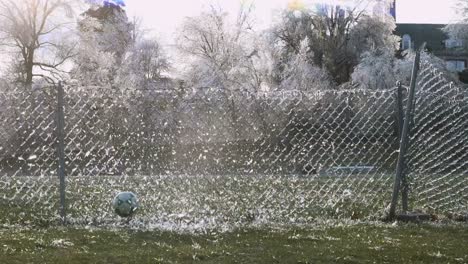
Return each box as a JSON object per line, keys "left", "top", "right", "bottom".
{"left": 123, "top": 0, "right": 461, "bottom": 43}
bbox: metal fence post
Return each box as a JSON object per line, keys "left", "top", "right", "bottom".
{"left": 395, "top": 82, "right": 409, "bottom": 212}
{"left": 396, "top": 81, "right": 404, "bottom": 138}
{"left": 389, "top": 47, "right": 423, "bottom": 219}
{"left": 56, "top": 81, "right": 67, "bottom": 224}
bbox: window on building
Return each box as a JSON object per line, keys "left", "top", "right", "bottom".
{"left": 402, "top": 34, "right": 411, "bottom": 50}
{"left": 445, "top": 39, "right": 463, "bottom": 48}
{"left": 446, "top": 60, "right": 466, "bottom": 72}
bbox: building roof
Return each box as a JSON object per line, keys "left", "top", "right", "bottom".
{"left": 395, "top": 24, "right": 447, "bottom": 52}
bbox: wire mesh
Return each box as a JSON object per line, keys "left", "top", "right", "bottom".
{"left": 0, "top": 83, "right": 400, "bottom": 228}
{"left": 0, "top": 56, "right": 466, "bottom": 230}
{"left": 406, "top": 54, "right": 468, "bottom": 215}
{"left": 0, "top": 86, "right": 59, "bottom": 224}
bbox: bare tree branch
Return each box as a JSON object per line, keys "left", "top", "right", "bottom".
{"left": 0, "top": 0, "right": 77, "bottom": 85}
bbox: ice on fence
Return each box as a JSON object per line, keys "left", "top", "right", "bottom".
{"left": 0, "top": 55, "right": 466, "bottom": 229}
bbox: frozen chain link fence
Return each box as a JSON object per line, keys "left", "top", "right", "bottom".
{"left": 406, "top": 54, "right": 468, "bottom": 214}
{"left": 0, "top": 55, "right": 466, "bottom": 230}
{"left": 0, "top": 85, "right": 59, "bottom": 223}
{"left": 60, "top": 86, "right": 400, "bottom": 228}
{"left": 0, "top": 84, "right": 400, "bottom": 228}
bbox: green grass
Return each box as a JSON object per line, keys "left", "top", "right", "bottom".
{"left": 1, "top": 174, "right": 395, "bottom": 227}
{"left": 0, "top": 174, "right": 466, "bottom": 263}
{"left": 0, "top": 223, "right": 467, "bottom": 263}
{"left": 1, "top": 173, "right": 466, "bottom": 231}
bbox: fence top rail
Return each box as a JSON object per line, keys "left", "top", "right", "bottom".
{"left": 0, "top": 84, "right": 402, "bottom": 97}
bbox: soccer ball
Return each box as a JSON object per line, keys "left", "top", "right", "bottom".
{"left": 113, "top": 192, "right": 138, "bottom": 217}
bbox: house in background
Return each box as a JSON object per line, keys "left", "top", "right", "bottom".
{"left": 395, "top": 24, "right": 468, "bottom": 73}
{"left": 390, "top": 1, "right": 468, "bottom": 83}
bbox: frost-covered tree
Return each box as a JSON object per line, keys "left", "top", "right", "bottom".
{"left": 72, "top": 20, "right": 117, "bottom": 86}
{"left": 350, "top": 51, "right": 458, "bottom": 90}
{"left": 175, "top": 4, "right": 278, "bottom": 141}
{"left": 351, "top": 50, "right": 405, "bottom": 90}
{"left": 0, "top": 0, "right": 78, "bottom": 85}
{"left": 348, "top": 14, "right": 399, "bottom": 58}
{"left": 118, "top": 38, "right": 170, "bottom": 89}
{"left": 176, "top": 4, "right": 265, "bottom": 94}
{"left": 80, "top": 1, "right": 132, "bottom": 59}
{"left": 280, "top": 38, "right": 333, "bottom": 91}
{"left": 271, "top": 0, "right": 398, "bottom": 85}
{"left": 72, "top": 0, "right": 133, "bottom": 86}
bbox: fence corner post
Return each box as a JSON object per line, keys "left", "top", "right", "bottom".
{"left": 395, "top": 81, "right": 410, "bottom": 213}
{"left": 388, "top": 46, "right": 423, "bottom": 220}
{"left": 56, "top": 81, "right": 67, "bottom": 224}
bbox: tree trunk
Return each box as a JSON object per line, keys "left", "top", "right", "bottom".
{"left": 25, "top": 47, "right": 35, "bottom": 86}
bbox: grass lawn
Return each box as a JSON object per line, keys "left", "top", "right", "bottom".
{"left": 0, "top": 223, "right": 467, "bottom": 263}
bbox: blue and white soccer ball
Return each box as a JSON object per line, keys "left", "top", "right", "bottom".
{"left": 113, "top": 192, "right": 138, "bottom": 217}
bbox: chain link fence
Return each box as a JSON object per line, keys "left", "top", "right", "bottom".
{"left": 0, "top": 53, "right": 466, "bottom": 230}
{"left": 0, "top": 84, "right": 59, "bottom": 224}
{"left": 406, "top": 54, "right": 468, "bottom": 217}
